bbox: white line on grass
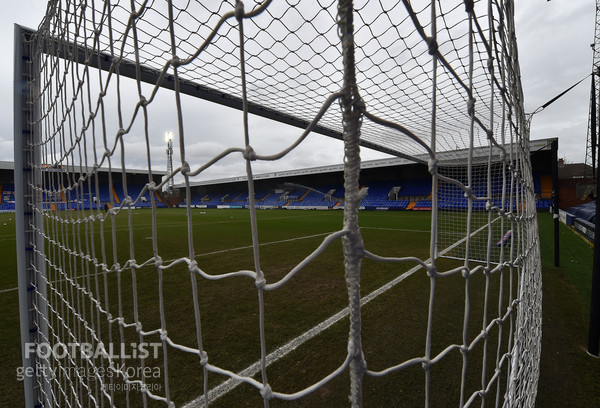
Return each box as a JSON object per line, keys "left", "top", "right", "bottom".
{"left": 360, "top": 226, "right": 429, "bottom": 233}
{"left": 0, "top": 231, "right": 336, "bottom": 295}
{"left": 0, "top": 287, "right": 17, "bottom": 294}
{"left": 191, "top": 232, "right": 335, "bottom": 258}
{"left": 182, "top": 217, "right": 497, "bottom": 407}
{"left": 0, "top": 226, "right": 428, "bottom": 294}
{"left": 183, "top": 266, "right": 422, "bottom": 408}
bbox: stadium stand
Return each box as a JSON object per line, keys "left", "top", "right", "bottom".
{"left": 0, "top": 183, "right": 16, "bottom": 212}
{"left": 0, "top": 142, "right": 554, "bottom": 214}
{"left": 183, "top": 159, "right": 555, "bottom": 213}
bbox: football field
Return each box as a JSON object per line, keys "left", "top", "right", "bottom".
{"left": 3, "top": 209, "right": 594, "bottom": 407}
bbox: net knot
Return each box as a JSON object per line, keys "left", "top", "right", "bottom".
{"left": 199, "top": 350, "right": 208, "bottom": 366}
{"left": 426, "top": 37, "right": 438, "bottom": 55}
{"left": 188, "top": 259, "right": 198, "bottom": 273}
{"left": 154, "top": 256, "right": 163, "bottom": 267}
{"left": 427, "top": 265, "right": 437, "bottom": 278}
{"left": 234, "top": 0, "right": 245, "bottom": 21}
{"left": 243, "top": 146, "right": 257, "bottom": 161}
{"left": 260, "top": 383, "right": 273, "bottom": 400}
{"left": 181, "top": 161, "right": 190, "bottom": 176}
{"left": 148, "top": 181, "right": 157, "bottom": 191}
{"left": 255, "top": 274, "right": 266, "bottom": 290}
{"left": 467, "top": 97, "right": 476, "bottom": 117}
{"left": 171, "top": 56, "right": 182, "bottom": 68}
{"left": 428, "top": 158, "right": 439, "bottom": 174}
{"left": 160, "top": 330, "right": 168, "bottom": 341}
{"left": 464, "top": 0, "right": 474, "bottom": 13}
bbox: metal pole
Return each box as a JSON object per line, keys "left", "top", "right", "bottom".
{"left": 14, "top": 23, "right": 36, "bottom": 408}
{"left": 588, "top": 68, "right": 600, "bottom": 357}
{"left": 552, "top": 139, "right": 559, "bottom": 267}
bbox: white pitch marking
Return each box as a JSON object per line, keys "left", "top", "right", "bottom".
{"left": 0, "top": 231, "right": 336, "bottom": 295}
{"left": 182, "top": 265, "right": 422, "bottom": 408}
{"left": 182, "top": 217, "right": 499, "bottom": 407}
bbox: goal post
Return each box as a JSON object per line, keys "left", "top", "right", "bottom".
{"left": 14, "top": 23, "right": 36, "bottom": 408}
{"left": 14, "top": 23, "right": 54, "bottom": 408}
{"left": 14, "top": 1, "right": 542, "bottom": 407}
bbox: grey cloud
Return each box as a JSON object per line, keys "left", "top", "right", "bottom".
{"left": 3, "top": 1, "right": 596, "bottom": 174}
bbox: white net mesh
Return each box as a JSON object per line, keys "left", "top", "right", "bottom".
{"left": 438, "top": 149, "right": 515, "bottom": 264}
{"left": 15, "top": 1, "right": 542, "bottom": 407}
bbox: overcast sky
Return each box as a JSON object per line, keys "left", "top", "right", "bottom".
{"left": 2, "top": 1, "right": 596, "bottom": 182}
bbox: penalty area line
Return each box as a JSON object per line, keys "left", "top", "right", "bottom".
{"left": 182, "top": 263, "right": 422, "bottom": 408}
{"left": 182, "top": 217, "right": 499, "bottom": 407}
{"left": 0, "top": 232, "right": 337, "bottom": 295}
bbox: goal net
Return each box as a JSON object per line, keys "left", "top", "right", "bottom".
{"left": 438, "top": 147, "right": 520, "bottom": 264}
{"left": 14, "top": 1, "right": 541, "bottom": 407}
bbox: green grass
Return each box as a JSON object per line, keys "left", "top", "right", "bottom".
{"left": 536, "top": 214, "right": 600, "bottom": 408}
{"left": 0, "top": 210, "right": 598, "bottom": 407}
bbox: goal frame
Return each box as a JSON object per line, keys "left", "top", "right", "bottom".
{"left": 15, "top": 24, "right": 46, "bottom": 408}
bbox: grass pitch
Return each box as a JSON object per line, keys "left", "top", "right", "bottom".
{"left": 1, "top": 209, "right": 598, "bottom": 407}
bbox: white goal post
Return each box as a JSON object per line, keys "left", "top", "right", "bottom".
{"left": 14, "top": 1, "right": 542, "bottom": 407}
